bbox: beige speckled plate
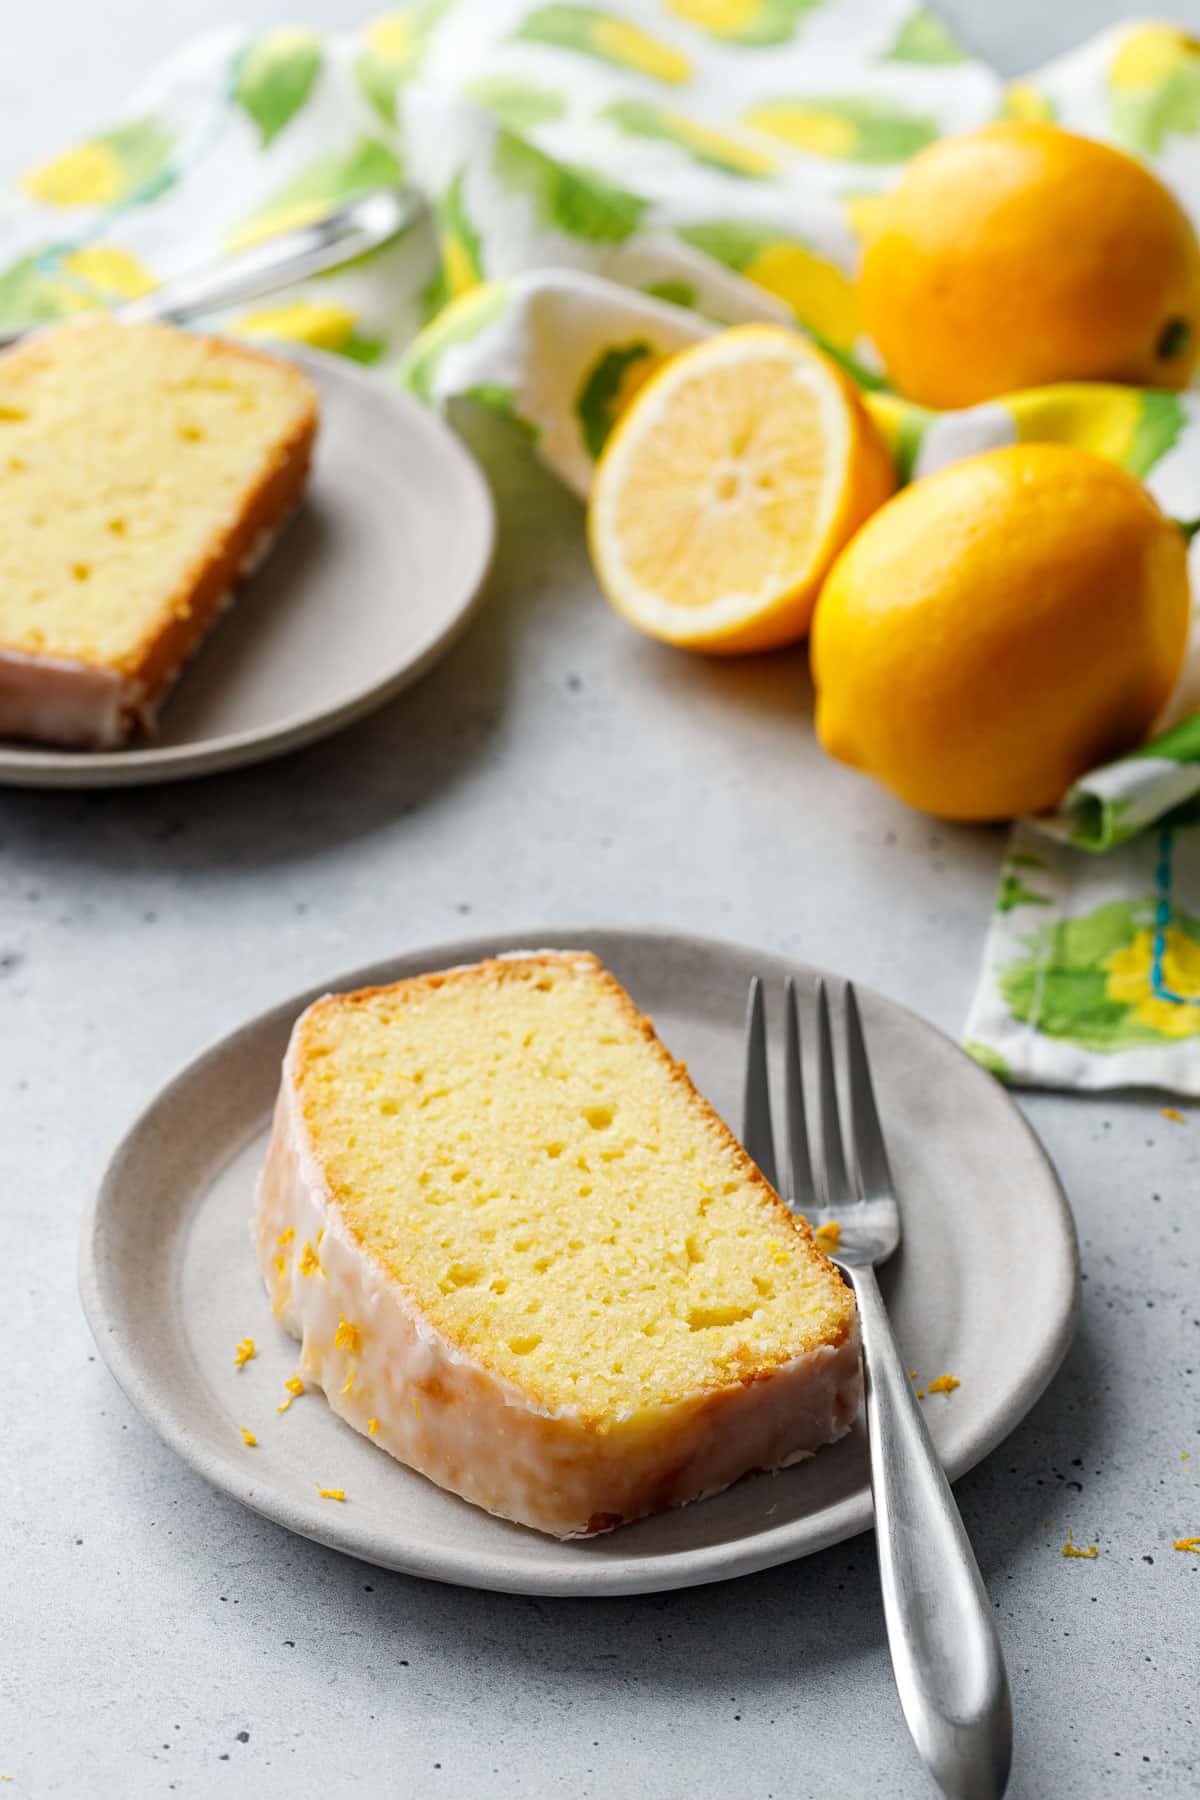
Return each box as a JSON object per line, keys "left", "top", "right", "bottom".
{"left": 80, "top": 929, "right": 1079, "bottom": 1596}
{"left": 0, "top": 345, "right": 494, "bottom": 788}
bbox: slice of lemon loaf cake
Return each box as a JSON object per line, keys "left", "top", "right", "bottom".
{"left": 255, "top": 952, "right": 860, "bottom": 1537}
{"left": 0, "top": 316, "right": 317, "bottom": 747}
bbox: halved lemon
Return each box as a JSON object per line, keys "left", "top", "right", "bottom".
{"left": 587, "top": 324, "right": 894, "bottom": 653}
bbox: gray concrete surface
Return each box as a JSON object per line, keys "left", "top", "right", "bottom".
{"left": 3, "top": 5, "right": 1198, "bottom": 1797}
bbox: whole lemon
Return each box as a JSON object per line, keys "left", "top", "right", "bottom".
{"left": 811, "top": 444, "right": 1190, "bottom": 821}
{"left": 859, "top": 122, "right": 1200, "bottom": 408}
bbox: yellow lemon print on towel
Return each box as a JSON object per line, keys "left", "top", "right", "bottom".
{"left": 1001, "top": 81, "right": 1056, "bottom": 123}
{"left": 680, "top": 221, "right": 858, "bottom": 349}
{"left": 1111, "top": 23, "right": 1200, "bottom": 89}
{"left": 601, "top": 101, "right": 776, "bottom": 177}
{"left": 60, "top": 245, "right": 156, "bottom": 301}
{"left": 236, "top": 301, "right": 385, "bottom": 365}
{"left": 744, "top": 97, "right": 938, "bottom": 164}
{"left": 665, "top": 0, "right": 820, "bottom": 48}
{"left": 742, "top": 242, "right": 859, "bottom": 347}
{"left": 22, "top": 117, "right": 174, "bottom": 209}
{"left": 1105, "top": 929, "right": 1200, "bottom": 1040}
{"left": 1008, "top": 385, "right": 1185, "bottom": 479}
{"left": 24, "top": 143, "right": 123, "bottom": 208}
{"left": 364, "top": 11, "right": 414, "bottom": 59}
{"left": 515, "top": 6, "right": 692, "bottom": 83}
{"left": 1108, "top": 24, "right": 1200, "bottom": 154}
{"left": 237, "top": 301, "right": 357, "bottom": 351}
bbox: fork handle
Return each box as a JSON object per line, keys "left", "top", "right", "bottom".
{"left": 848, "top": 1264, "right": 1013, "bottom": 1800}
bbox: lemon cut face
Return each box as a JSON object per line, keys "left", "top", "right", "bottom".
{"left": 587, "top": 325, "right": 893, "bottom": 653}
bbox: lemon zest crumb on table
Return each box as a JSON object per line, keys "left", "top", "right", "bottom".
{"left": 1182, "top": 1453, "right": 1191, "bottom": 1462}
{"left": 815, "top": 1220, "right": 841, "bottom": 1251}
{"left": 317, "top": 1487, "right": 345, "bottom": 1501}
{"left": 1161, "top": 1108, "right": 1186, "bottom": 1124}
{"left": 927, "top": 1373, "right": 960, "bottom": 1397}
{"left": 1173, "top": 1537, "right": 1200, "bottom": 1553}
{"left": 276, "top": 1374, "right": 305, "bottom": 1413}
{"left": 1062, "top": 1537, "right": 1098, "bottom": 1559}
{"left": 367, "top": 1418, "right": 379, "bottom": 1436}
{"left": 233, "top": 1336, "right": 256, "bottom": 1368}
{"left": 909, "top": 1370, "right": 918, "bottom": 1380}
{"left": 917, "top": 1390, "right": 925, "bottom": 1399}
{"left": 240, "top": 1427, "right": 257, "bottom": 1447}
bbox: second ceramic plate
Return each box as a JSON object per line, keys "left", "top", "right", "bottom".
{"left": 0, "top": 344, "right": 495, "bottom": 788}
{"left": 81, "top": 929, "right": 1078, "bottom": 1595}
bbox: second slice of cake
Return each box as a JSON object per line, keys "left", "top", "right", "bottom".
{"left": 0, "top": 316, "right": 317, "bottom": 748}
{"left": 255, "top": 952, "right": 860, "bottom": 1537}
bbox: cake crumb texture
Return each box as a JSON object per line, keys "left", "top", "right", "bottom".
{"left": 292, "top": 952, "right": 854, "bottom": 1426}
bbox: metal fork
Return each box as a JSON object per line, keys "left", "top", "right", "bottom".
{"left": 743, "top": 976, "right": 1013, "bottom": 1800}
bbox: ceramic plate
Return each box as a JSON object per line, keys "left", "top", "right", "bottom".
{"left": 80, "top": 929, "right": 1079, "bottom": 1596}
{"left": 0, "top": 345, "right": 494, "bottom": 788}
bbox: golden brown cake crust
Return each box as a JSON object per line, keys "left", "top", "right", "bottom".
{"left": 295, "top": 951, "right": 856, "bottom": 1396}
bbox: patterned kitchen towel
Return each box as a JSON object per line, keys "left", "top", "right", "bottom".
{"left": 4, "top": 4, "right": 1200, "bottom": 1087}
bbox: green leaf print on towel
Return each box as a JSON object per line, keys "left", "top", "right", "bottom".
{"left": 0, "top": 252, "right": 82, "bottom": 330}
{"left": 997, "top": 873, "right": 1052, "bottom": 914}
{"left": 399, "top": 283, "right": 512, "bottom": 404}
{"left": 0, "top": 243, "right": 158, "bottom": 330}
{"left": 436, "top": 169, "right": 487, "bottom": 300}
{"left": 1000, "top": 899, "right": 1200, "bottom": 1052}
{"left": 464, "top": 75, "right": 568, "bottom": 131}
{"left": 493, "top": 131, "right": 647, "bottom": 240}
{"left": 575, "top": 340, "right": 661, "bottom": 457}
{"left": 234, "top": 29, "right": 323, "bottom": 147}
{"left": 963, "top": 1040, "right": 1011, "bottom": 1080}
{"left": 883, "top": 8, "right": 967, "bottom": 65}
{"left": 229, "top": 138, "right": 405, "bottom": 250}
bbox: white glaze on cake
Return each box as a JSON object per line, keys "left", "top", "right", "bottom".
{"left": 254, "top": 1005, "right": 863, "bottom": 1539}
